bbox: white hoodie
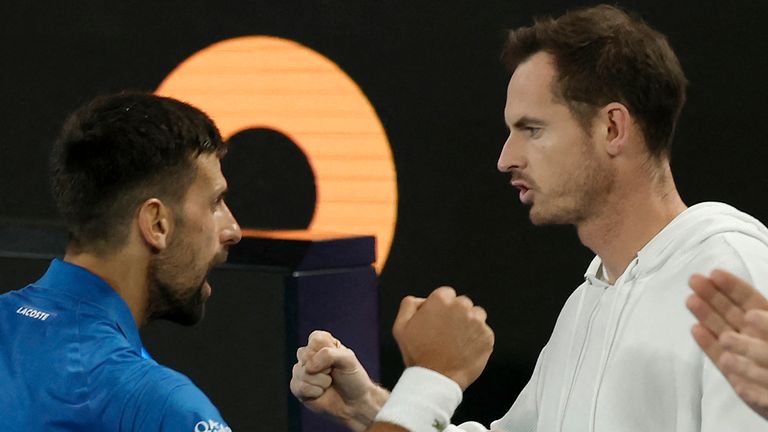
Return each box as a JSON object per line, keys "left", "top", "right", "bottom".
{"left": 453, "top": 202, "right": 768, "bottom": 431}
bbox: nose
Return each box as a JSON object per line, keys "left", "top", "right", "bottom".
{"left": 497, "top": 133, "right": 525, "bottom": 173}
{"left": 220, "top": 203, "right": 242, "bottom": 246}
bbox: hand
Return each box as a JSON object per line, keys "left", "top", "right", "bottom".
{"left": 687, "top": 269, "right": 768, "bottom": 419}
{"left": 392, "top": 286, "right": 495, "bottom": 390}
{"left": 289, "top": 330, "right": 389, "bottom": 431}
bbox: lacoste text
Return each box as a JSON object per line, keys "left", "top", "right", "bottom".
{"left": 16, "top": 306, "right": 51, "bottom": 321}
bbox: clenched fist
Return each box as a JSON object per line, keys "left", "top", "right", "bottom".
{"left": 392, "top": 286, "right": 495, "bottom": 390}
{"left": 289, "top": 330, "right": 389, "bottom": 431}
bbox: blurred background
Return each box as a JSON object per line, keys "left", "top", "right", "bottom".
{"left": 1, "top": 0, "right": 767, "bottom": 426}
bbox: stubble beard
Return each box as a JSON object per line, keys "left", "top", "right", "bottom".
{"left": 146, "top": 233, "right": 217, "bottom": 326}
{"left": 528, "top": 139, "right": 616, "bottom": 226}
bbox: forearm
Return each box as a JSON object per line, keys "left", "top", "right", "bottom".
{"left": 345, "top": 384, "right": 391, "bottom": 431}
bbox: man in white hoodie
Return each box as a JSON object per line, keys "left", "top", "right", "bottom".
{"left": 290, "top": 5, "right": 768, "bottom": 431}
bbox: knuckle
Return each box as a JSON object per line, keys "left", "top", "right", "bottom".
{"left": 392, "top": 324, "right": 404, "bottom": 340}
{"left": 292, "top": 380, "right": 307, "bottom": 396}
{"left": 309, "top": 329, "right": 334, "bottom": 345}
{"left": 316, "top": 345, "right": 332, "bottom": 358}
{"left": 296, "top": 346, "right": 307, "bottom": 360}
{"left": 400, "top": 295, "right": 417, "bottom": 308}
{"left": 456, "top": 295, "right": 474, "bottom": 308}
{"left": 299, "top": 384, "right": 319, "bottom": 400}
{"left": 432, "top": 286, "right": 456, "bottom": 301}
{"left": 309, "top": 329, "right": 326, "bottom": 340}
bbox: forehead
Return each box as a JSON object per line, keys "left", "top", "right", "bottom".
{"left": 504, "top": 52, "right": 562, "bottom": 118}
{"left": 189, "top": 152, "right": 226, "bottom": 192}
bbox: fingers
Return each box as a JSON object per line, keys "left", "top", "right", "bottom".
{"left": 688, "top": 270, "right": 768, "bottom": 341}
{"left": 745, "top": 309, "right": 768, "bottom": 339}
{"left": 297, "top": 346, "right": 309, "bottom": 363}
{"left": 308, "top": 330, "right": 341, "bottom": 353}
{"left": 691, "top": 323, "right": 723, "bottom": 364}
{"left": 686, "top": 290, "right": 735, "bottom": 336}
{"left": 295, "top": 345, "right": 331, "bottom": 373}
{"left": 393, "top": 295, "right": 427, "bottom": 333}
{"left": 719, "top": 350, "right": 768, "bottom": 389}
{"left": 292, "top": 330, "right": 345, "bottom": 402}
{"left": 727, "top": 377, "right": 768, "bottom": 419}
{"left": 392, "top": 286, "right": 494, "bottom": 390}
{"left": 290, "top": 361, "right": 332, "bottom": 401}
{"left": 472, "top": 305, "right": 488, "bottom": 322}
{"left": 455, "top": 295, "right": 474, "bottom": 309}
{"left": 306, "top": 345, "right": 359, "bottom": 375}
{"left": 453, "top": 294, "right": 488, "bottom": 322}
{"left": 689, "top": 273, "right": 748, "bottom": 331}
{"left": 710, "top": 269, "right": 768, "bottom": 311}
{"left": 721, "top": 330, "right": 768, "bottom": 368}
{"left": 430, "top": 286, "right": 457, "bottom": 302}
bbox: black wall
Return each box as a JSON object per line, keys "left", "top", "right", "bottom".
{"left": 2, "top": 0, "right": 768, "bottom": 425}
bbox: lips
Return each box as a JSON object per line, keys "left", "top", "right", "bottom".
{"left": 511, "top": 180, "right": 533, "bottom": 204}
{"left": 202, "top": 280, "right": 212, "bottom": 299}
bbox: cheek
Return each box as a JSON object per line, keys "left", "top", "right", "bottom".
{"left": 183, "top": 213, "right": 217, "bottom": 252}
{"left": 531, "top": 142, "right": 585, "bottom": 189}
{"left": 202, "top": 216, "right": 221, "bottom": 248}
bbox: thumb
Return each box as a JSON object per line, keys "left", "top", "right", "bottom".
{"left": 307, "top": 330, "right": 340, "bottom": 353}
{"left": 393, "top": 296, "right": 426, "bottom": 332}
{"left": 306, "top": 347, "right": 336, "bottom": 374}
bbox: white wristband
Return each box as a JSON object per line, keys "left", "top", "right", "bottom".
{"left": 374, "top": 367, "right": 463, "bottom": 432}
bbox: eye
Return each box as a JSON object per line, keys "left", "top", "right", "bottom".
{"left": 525, "top": 127, "right": 542, "bottom": 138}
{"left": 211, "top": 195, "right": 225, "bottom": 211}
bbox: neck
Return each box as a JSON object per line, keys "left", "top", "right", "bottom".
{"left": 64, "top": 246, "right": 150, "bottom": 327}
{"left": 577, "top": 163, "right": 687, "bottom": 284}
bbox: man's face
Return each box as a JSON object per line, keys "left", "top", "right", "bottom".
{"left": 498, "top": 52, "right": 615, "bottom": 226}
{"left": 148, "top": 153, "right": 242, "bottom": 325}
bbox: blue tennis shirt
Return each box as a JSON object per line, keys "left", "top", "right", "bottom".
{"left": 0, "top": 259, "right": 231, "bottom": 431}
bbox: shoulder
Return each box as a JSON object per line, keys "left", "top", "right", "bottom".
{"left": 0, "top": 287, "right": 95, "bottom": 426}
{"left": 654, "top": 228, "right": 768, "bottom": 299}
{"left": 103, "top": 361, "right": 230, "bottom": 431}
{"left": 675, "top": 203, "right": 768, "bottom": 268}
{"left": 693, "top": 232, "right": 768, "bottom": 294}
{"left": 153, "top": 368, "right": 230, "bottom": 431}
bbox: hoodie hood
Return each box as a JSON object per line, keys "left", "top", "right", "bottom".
{"left": 584, "top": 202, "right": 768, "bottom": 282}
{"left": 637, "top": 202, "right": 768, "bottom": 277}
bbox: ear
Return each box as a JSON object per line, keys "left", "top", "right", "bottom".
{"left": 137, "top": 198, "right": 172, "bottom": 251}
{"left": 599, "top": 102, "right": 631, "bottom": 157}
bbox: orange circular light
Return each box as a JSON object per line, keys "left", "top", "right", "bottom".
{"left": 156, "top": 36, "right": 397, "bottom": 272}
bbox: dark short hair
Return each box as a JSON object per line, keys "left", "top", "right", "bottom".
{"left": 502, "top": 4, "right": 688, "bottom": 158}
{"left": 51, "top": 92, "right": 226, "bottom": 252}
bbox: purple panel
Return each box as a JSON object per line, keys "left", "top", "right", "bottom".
{"left": 295, "top": 267, "right": 380, "bottom": 432}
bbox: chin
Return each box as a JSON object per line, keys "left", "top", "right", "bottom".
{"left": 179, "top": 283, "right": 208, "bottom": 326}
{"left": 153, "top": 282, "right": 208, "bottom": 326}
{"left": 528, "top": 204, "right": 550, "bottom": 225}
{"left": 165, "top": 303, "right": 206, "bottom": 327}
{"left": 529, "top": 205, "right": 575, "bottom": 226}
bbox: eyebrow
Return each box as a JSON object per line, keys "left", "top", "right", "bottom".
{"left": 511, "top": 116, "right": 547, "bottom": 130}
{"left": 214, "top": 185, "right": 228, "bottom": 199}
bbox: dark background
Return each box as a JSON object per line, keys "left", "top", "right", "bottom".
{"left": 2, "top": 0, "right": 767, "bottom": 426}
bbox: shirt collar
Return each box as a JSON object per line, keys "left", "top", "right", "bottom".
{"left": 35, "top": 258, "right": 143, "bottom": 353}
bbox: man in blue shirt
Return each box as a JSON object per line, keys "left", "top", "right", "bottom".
{"left": 0, "top": 93, "right": 242, "bottom": 430}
